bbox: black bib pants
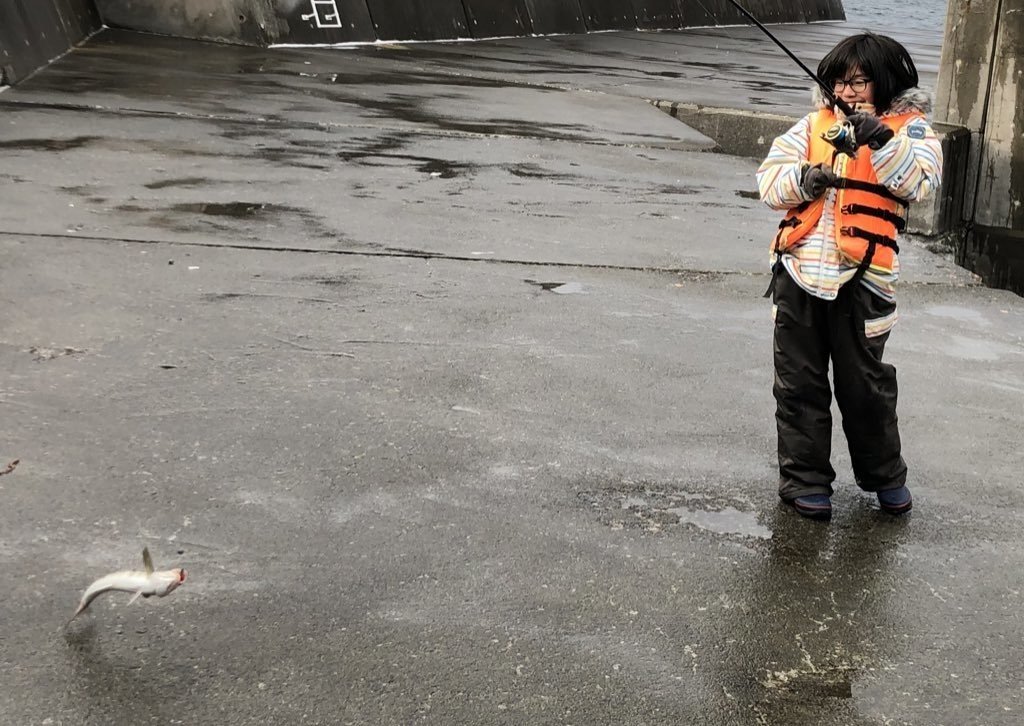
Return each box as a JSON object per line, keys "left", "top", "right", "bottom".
{"left": 772, "top": 269, "right": 908, "bottom": 500}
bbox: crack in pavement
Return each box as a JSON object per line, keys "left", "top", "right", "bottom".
{"left": 0, "top": 231, "right": 972, "bottom": 288}
{"left": 0, "top": 230, "right": 729, "bottom": 278}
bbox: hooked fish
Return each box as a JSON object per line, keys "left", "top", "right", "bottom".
{"left": 70, "top": 546, "right": 186, "bottom": 621}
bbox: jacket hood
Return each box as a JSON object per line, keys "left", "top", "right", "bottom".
{"left": 811, "top": 85, "right": 932, "bottom": 116}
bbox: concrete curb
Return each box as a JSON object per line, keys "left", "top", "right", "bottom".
{"left": 647, "top": 99, "right": 798, "bottom": 159}
{"left": 648, "top": 99, "right": 971, "bottom": 239}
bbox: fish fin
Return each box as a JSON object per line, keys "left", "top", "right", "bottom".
{"left": 127, "top": 590, "right": 143, "bottom": 606}
{"left": 142, "top": 546, "right": 154, "bottom": 575}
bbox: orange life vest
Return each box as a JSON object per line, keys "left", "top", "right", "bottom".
{"left": 772, "top": 108, "right": 920, "bottom": 274}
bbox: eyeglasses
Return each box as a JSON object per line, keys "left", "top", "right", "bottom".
{"left": 833, "top": 76, "right": 872, "bottom": 93}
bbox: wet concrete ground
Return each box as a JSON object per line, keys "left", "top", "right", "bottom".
{"left": 1, "top": 23, "right": 1022, "bottom": 726}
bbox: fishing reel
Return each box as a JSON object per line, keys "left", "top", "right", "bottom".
{"left": 822, "top": 119, "right": 858, "bottom": 157}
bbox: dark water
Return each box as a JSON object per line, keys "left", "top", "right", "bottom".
{"left": 841, "top": 0, "right": 948, "bottom": 37}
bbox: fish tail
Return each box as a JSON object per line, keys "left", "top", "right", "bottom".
{"left": 69, "top": 588, "right": 101, "bottom": 623}
{"left": 68, "top": 600, "right": 88, "bottom": 623}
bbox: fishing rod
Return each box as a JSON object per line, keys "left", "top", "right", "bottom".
{"left": 718, "top": 0, "right": 855, "bottom": 116}
{"left": 708, "top": 0, "right": 859, "bottom": 153}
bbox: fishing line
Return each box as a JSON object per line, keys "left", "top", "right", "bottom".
{"left": 686, "top": 0, "right": 851, "bottom": 113}
{"left": 684, "top": 0, "right": 858, "bottom": 153}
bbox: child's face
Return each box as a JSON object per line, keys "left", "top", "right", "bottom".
{"left": 833, "top": 65, "right": 875, "bottom": 108}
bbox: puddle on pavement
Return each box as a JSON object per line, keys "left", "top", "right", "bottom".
{"left": 172, "top": 201, "right": 278, "bottom": 217}
{"left": 506, "top": 163, "right": 578, "bottom": 182}
{"left": 114, "top": 200, "right": 335, "bottom": 239}
{"left": 416, "top": 158, "right": 467, "bottom": 179}
{"left": 761, "top": 668, "right": 854, "bottom": 699}
{"left": 117, "top": 200, "right": 286, "bottom": 219}
{"left": 923, "top": 305, "right": 992, "bottom": 326}
{"left": 336, "top": 149, "right": 579, "bottom": 182}
{"left": 621, "top": 495, "right": 648, "bottom": 509}
{"left": 145, "top": 176, "right": 213, "bottom": 190}
{"left": 336, "top": 148, "right": 475, "bottom": 179}
{"left": 294, "top": 273, "right": 354, "bottom": 287}
{"left": 668, "top": 505, "right": 772, "bottom": 539}
{"left": 60, "top": 184, "right": 93, "bottom": 195}
{"left": 581, "top": 484, "right": 772, "bottom": 540}
{"left": 524, "top": 280, "right": 586, "bottom": 294}
{"left": 656, "top": 184, "right": 703, "bottom": 195}
{"left": 0, "top": 136, "right": 102, "bottom": 151}
{"left": 28, "top": 346, "right": 86, "bottom": 361}
{"left": 330, "top": 89, "right": 591, "bottom": 142}
{"left": 937, "top": 334, "right": 1018, "bottom": 362}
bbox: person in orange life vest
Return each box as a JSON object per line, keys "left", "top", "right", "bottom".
{"left": 756, "top": 33, "right": 943, "bottom": 520}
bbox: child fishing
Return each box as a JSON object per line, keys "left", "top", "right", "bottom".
{"left": 756, "top": 33, "right": 943, "bottom": 520}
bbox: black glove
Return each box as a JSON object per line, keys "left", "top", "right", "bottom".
{"left": 801, "top": 163, "right": 838, "bottom": 199}
{"left": 846, "top": 112, "right": 895, "bottom": 150}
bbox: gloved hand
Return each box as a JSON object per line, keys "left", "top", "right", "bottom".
{"left": 800, "top": 163, "right": 838, "bottom": 199}
{"left": 846, "top": 112, "right": 895, "bottom": 150}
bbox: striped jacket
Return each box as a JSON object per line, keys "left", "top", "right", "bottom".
{"left": 756, "top": 87, "right": 943, "bottom": 302}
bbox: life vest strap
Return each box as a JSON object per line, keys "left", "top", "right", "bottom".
{"left": 836, "top": 178, "right": 910, "bottom": 208}
{"left": 840, "top": 226, "right": 901, "bottom": 254}
{"left": 772, "top": 215, "right": 801, "bottom": 255}
{"left": 841, "top": 203, "right": 907, "bottom": 232}
{"left": 849, "top": 239, "right": 877, "bottom": 290}
{"left": 763, "top": 258, "right": 782, "bottom": 299}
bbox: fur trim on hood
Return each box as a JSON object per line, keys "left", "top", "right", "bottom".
{"left": 811, "top": 85, "right": 932, "bottom": 116}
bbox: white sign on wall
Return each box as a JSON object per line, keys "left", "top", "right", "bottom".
{"left": 301, "top": 0, "right": 343, "bottom": 28}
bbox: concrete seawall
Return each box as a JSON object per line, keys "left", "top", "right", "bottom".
{"left": 0, "top": 0, "right": 845, "bottom": 86}
{"left": 0, "top": 0, "right": 100, "bottom": 84}
{"left": 935, "top": 0, "right": 1024, "bottom": 294}
{"left": 91, "top": 0, "right": 845, "bottom": 45}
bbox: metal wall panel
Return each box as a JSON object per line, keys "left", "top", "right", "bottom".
{"left": 631, "top": 0, "right": 684, "bottom": 30}
{"left": 3, "top": 0, "right": 846, "bottom": 55}
{"left": 0, "top": 4, "right": 40, "bottom": 83}
{"left": 277, "top": 0, "right": 376, "bottom": 44}
{"left": 365, "top": 0, "right": 470, "bottom": 41}
{"left": 677, "top": 0, "right": 831, "bottom": 27}
{"left": 524, "top": 0, "right": 586, "bottom": 35}
{"left": 396, "top": 0, "right": 589, "bottom": 38}
{"left": 807, "top": 0, "right": 846, "bottom": 22}
{"left": 16, "top": 0, "right": 69, "bottom": 62}
{"left": 679, "top": 0, "right": 741, "bottom": 28}
{"left": 577, "top": 0, "right": 637, "bottom": 31}
{"left": 98, "top": 0, "right": 277, "bottom": 45}
{"left": 52, "top": 0, "right": 103, "bottom": 40}
{"left": 0, "top": 0, "right": 100, "bottom": 84}
{"left": 761, "top": 0, "right": 810, "bottom": 23}
{"left": 461, "top": 0, "right": 534, "bottom": 37}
